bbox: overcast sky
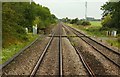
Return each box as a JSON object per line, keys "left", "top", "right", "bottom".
{"left": 33, "top": 0, "right": 108, "bottom": 19}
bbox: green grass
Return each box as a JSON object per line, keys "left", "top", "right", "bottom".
{"left": 90, "top": 21, "right": 102, "bottom": 27}
{"left": 1, "top": 33, "right": 39, "bottom": 64}
{"left": 106, "top": 39, "right": 120, "bottom": 48}
{"left": 67, "top": 21, "right": 105, "bottom": 37}
{"left": 87, "top": 21, "right": 104, "bottom": 37}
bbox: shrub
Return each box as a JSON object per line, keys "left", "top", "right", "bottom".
{"left": 81, "top": 21, "right": 91, "bottom": 26}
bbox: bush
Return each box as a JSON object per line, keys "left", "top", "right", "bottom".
{"left": 81, "top": 21, "right": 91, "bottom": 26}
{"left": 16, "top": 26, "right": 26, "bottom": 34}
{"left": 76, "top": 21, "right": 82, "bottom": 25}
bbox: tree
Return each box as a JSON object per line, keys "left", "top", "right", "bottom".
{"left": 2, "top": 2, "right": 57, "bottom": 47}
{"left": 101, "top": 14, "right": 112, "bottom": 28}
{"left": 101, "top": 1, "right": 120, "bottom": 32}
{"left": 70, "top": 18, "right": 79, "bottom": 24}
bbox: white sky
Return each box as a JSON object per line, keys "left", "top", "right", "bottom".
{"left": 33, "top": 0, "right": 108, "bottom": 19}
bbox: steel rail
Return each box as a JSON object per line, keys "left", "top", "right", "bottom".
{"left": 48, "top": 35, "right": 80, "bottom": 37}
{"left": 62, "top": 24, "right": 96, "bottom": 77}
{"left": 66, "top": 25, "right": 120, "bottom": 68}
{"left": 67, "top": 25, "right": 120, "bottom": 55}
{"left": 59, "top": 24, "right": 63, "bottom": 77}
{"left": 1, "top": 36, "right": 40, "bottom": 69}
{"left": 74, "top": 47, "right": 96, "bottom": 77}
{"left": 30, "top": 27, "right": 56, "bottom": 77}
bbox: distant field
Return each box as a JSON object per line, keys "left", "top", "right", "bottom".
{"left": 90, "top": 21, "right": 102, "bottom": 27}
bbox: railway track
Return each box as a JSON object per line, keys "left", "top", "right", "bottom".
{"left": 1, "top": 36, "right": 40, "bottom": 69}
{"left": 70, "top": 43, "right": 96, "bottom": 77}
{"left": 60, "top": 23, "right": 97, "bottom": 76}
{"left": 64, "top": 24, "right": 120, "bottom": 68}
{"left": 67, "top": 25, "right": 120, "bottom": 55}
{"left": 30, "top": 30, "right": 55, "bottom": 77}
{"left": 2, "top": 23, "right": 119, "bottom": 76}
{"left": 30, "top": 23, "right": 96, "bottom": 76}
{"left": 30, "top": 24, "right": 63, "bottom": 76}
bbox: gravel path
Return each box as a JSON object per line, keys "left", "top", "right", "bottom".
{"left": 2, "top": 37, "right": 50, "bottom": 76}
{"left": 35, "top": 38, "right": 59, "bottom": 76}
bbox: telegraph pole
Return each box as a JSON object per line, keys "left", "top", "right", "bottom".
{"left": 85, "top": 1, "right": 87, "bottom": 21}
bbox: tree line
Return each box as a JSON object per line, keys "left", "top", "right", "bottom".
{"left": 2, "top": 2, "right": 57, "bottom": 47}
{"left": 61, "top": 17, "right": 91, "bottom": 26}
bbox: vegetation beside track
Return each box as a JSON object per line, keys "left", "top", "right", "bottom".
{"left": 66, "top": 21, "right": 120, "bottom": 48}
{"left": 2, "top": 2, "right": 57, "bottom": 64}
{"left": 1, "top": 33, "right": 39, "bottom": 64}
{"left": 2, "top": 2, "right": 57, "bottom": 48}
{"left": 66, "top": 21, "right": 105, "bottom": 37}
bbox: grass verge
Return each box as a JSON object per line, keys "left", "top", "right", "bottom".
{"left": 1, "top": 33, "right": 39, "bottom": 64}
{"left": 106, "top": 39, "right": 120, "bottom": 48}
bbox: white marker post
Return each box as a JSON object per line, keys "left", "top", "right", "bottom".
{"left": 25, "top": 28, "right": 28, "bottom": 33}
{"left": 33, "top": 24, "right": 37, "bottom": 35}
{"left": 111, "top": 30, "right": 117, "bottom": 37}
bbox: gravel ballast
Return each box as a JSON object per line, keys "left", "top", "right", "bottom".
{"left": 63, "top": 25, "right": 120, "bottom": 75}
{"left": 2, "top": 37, "right": 50, "bottom": 76}
{"left": 62, "top": 38, "right": 88, "bottom": 76}
{"left": 36, "top": 38, "right": 59, "bottom": 75}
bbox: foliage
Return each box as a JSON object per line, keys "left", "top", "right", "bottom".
{"left": 67, "top": 22, "right": 105, "bottom": 37}
{"left": 33, "top": 17, "right": 40, "bottom": 26}
{"left": 70, "top": 18, "right": 79, "bottom": 24}
{"left": 2, "top": 2, "right": 57, "bottom": 48}
{"left": 101, "top": 14, "right": 112, "bottom": 28}
{"left": 62, "top": 17, "right": 91, "bottom": 26}
{"left": 106, "top": 38, "right": 120, "bottom": 48}
{"left": 61, "top": 17, "right": 71, "bottom": 23}
{"left": 67, "top": 22, "right": 120, "bottom": 49}
{"left": 2, "top": 33, "right": 38, "bottom": 64}
{"left": 101, "top": 1, "right": 120, "bottom": 33}
{"left": 80, "top": 20, "right": 91, "bottom": 26}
